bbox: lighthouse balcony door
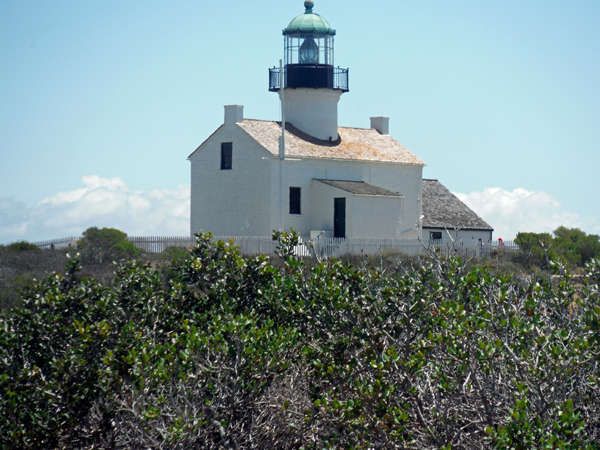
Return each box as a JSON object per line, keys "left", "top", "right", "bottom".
{"left": 334, "top": 198, "right": 346, "bottom": 238}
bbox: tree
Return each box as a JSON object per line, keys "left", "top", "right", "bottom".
{"left": 515, "top": 227, "right": 600, "bottom": 270}
{"left": 76, "top": 226, "right": 139, "bottom": 264}
{"left": 514, "top": 231, "right": 556, "bottom": 269}
{"left": 554, "top": 226, "right": 600, "bottom": 267}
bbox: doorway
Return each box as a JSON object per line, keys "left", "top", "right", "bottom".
{"left": 334, "top": 197, "right": 346, "bottom": 238}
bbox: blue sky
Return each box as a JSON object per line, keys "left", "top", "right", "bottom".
{"left": 1, "top": 0, "right": 599, "bottom": 242}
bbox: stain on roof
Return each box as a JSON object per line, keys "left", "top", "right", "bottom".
{"left": 314, "top": 179, "right": 402, "bottom": 197}
{"left": 422, "top": 179, "right": 493, "bottom": 231}
{"left": 237, "top": 119, "right": 425, "bottom": 165}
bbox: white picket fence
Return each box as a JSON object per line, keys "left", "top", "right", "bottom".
{"left": 30, "top": 237, "right": 80, "bottom": 250}
{"left": 128, "top": 236, "right": 195, "bottom": 253}
{"left": 224, "top": 236, "right": 518, "bottom": 259}
{"left": 28, "top": 235, "right": 518, "bottom": 259}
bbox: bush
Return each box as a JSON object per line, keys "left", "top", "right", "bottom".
{"left": 515, "top": 227, "right": 600, "bottom": 270}
{"left": 76, "top": 226, "right": 139, "bottom": 264}
{"left": 4, "top": 241, "right": 41, "bottom": 252}
{"left": 1, "top": 230, "right": 599, "bottom": 449}
{"left": 0, "top": 240, "right": 122, "bottom": 310}
{"left": 156, "top": 245, "right": 190, "bottom": 261}
{"left": 554, "top": 226, "right": 600, "bottom": 267}
{"left": 514, "top": 231, "right": 556, "bottom": 269}
{"left": 0, "top": 246, "right": 70, "bottom": 310}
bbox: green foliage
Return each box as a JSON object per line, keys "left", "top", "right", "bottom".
{"left": 76, "top": 226, "right": 139, "bottom": 264}
{"left": 554, "top": 226, "right": 600, "bottom": 267}
{"left": 515, "top": 227, "right": 600, "bottom": 270}
{"left": 489, "top": 396, "right": 599, "bottom": 450}
{"left": 514, "top": 231, "right": 556, "bottom": 269}
{"left": 4, "top": 241, "right": 41, "bottom": 252}
{"left": 273, "top": 227, "right": 301, "bottom": 260}
{"left": 1, "top": 229, "right": 599, "bottom": 449}
{"left": 0, "top": 246, "right": 71, "bottom": 310}
{"left": 159, "top": 245, "right": 189, "bottom": 261}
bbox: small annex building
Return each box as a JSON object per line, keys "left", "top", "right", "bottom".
{"left": 189, "top": 1, "right": 493, "bottom": 242}
{"left": 421, "top": 179, "right": 493, "bottom": 242}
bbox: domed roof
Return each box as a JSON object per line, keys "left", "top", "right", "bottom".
{"left": 283, "top": 1, "right": 336, "bottom": 36}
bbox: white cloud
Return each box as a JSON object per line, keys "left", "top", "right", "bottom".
{"left": 453, "top": 187, "right": 596, "bottom": 240}
{"left": 37, "top": 176, "right": 128, "bottom": 207}
{"left": 1, "top": 176, "right": 190, "bottom": 244}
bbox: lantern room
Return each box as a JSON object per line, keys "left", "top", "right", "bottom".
{"left": 269, "top": 0, "right": 348, "bottom": 92}
{"left": 283, "top": 1, "right": 335, "bottom": 67}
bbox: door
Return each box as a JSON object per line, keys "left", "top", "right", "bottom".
{"left": 334, "top": 197, "right": 346, "bottom": 238}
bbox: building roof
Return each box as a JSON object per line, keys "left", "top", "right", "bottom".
{"left": 422, "top": 179, "right": 493, "bottom": 231}
{"left": 314, "top": 179, "right": 402, "bottom": 197}
{"left": 237, "top": 119, "right": 425, "bottom": 165}
{"left": 284, "top": 1, "right": 335, "bottom": 36}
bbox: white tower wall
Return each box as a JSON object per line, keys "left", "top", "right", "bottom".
{"left": 280, "top": 88, "right": 342, "bottom": 140}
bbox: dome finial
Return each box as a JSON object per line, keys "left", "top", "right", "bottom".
{"left": 304, "top": 0, "right": 314, "bottom": 13}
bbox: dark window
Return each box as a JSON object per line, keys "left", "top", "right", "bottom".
{"left": 289, "top": 187, "right": 301, "bottom": 214}
{"left": 430, "top": 231, "right": 442, "bottom": 240}
{"left": 221, "top": 143, "right": 232, "bottom": 170}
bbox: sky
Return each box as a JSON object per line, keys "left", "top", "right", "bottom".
{"left": 1, "top": 0, "right": 599, "bottom": 243}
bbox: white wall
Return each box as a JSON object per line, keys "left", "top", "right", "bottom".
{"left": 189, "top": 124, "right": 273, "bottom": 236}
{"left": 353, "top": 196, "right": 403, "bottom": 239}
{"left": 422, "top": 228, "right": 493, "bottom": 242}
{"left": 281, "top": 88, "right": 342, "bottom": 141}
{"left": 272, "top": 157, "right": 423, "bottom": 238}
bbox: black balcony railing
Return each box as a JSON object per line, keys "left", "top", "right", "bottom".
{"left": 269, "top": 65, "right": 349, "bottom": 92}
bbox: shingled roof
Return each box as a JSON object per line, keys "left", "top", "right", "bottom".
{"left": 422, "top": 179, "right": 493, "bottom": 231}
{"left": 314, "top": 179, "right": 402, "bottom": 197}
{"left": 237, "top": 120, "right": 425, "bottom": 165}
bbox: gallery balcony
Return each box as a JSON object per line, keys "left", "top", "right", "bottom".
{"left": 269, "top": 65, "right": 349, "bottom": 92}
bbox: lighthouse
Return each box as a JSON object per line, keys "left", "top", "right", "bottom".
{"left": 189, "top": 0, "right": 492, "bottom": 245}
{"left": 269, "top": 0, "right": 349, "bottom": 141}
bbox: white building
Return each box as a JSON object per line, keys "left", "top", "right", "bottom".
{"left": 189, "top": 0, "right": 493, "bottom": 242}
{"left": 421, "top": 179, "right": 493, "bottom": 242}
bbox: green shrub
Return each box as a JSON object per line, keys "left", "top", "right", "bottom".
{"left": 76, "top": 226, "right": 139, "bottom": 264}
{"left": 554, "top": 226, "right": 600, "bottom": 267}
{"left": 514, "top": 231, "right": 556, "bottom": 269}
{"left": 1, "top": 230, "right": 599, "bottom": 449}
{"left": 157, "top": 245, "right": 189, "bottom": 261}
{"left": 515, "top": 227, "right": 600, "bottom": 270}
{"left": 5, "top": 241, "right": 41, "bottom": 252}
{"left": 0, "top": 246, "right": 71, "bottom": 310}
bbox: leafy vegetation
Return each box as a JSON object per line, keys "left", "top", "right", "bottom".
{"left": 76, "top": 226, "right": 139, "bottom": 264}
{"left": 0, "top": 228, "right": 189, "bottom": 310}
{"left": 0, "top": 245, "right": 71, "bottom": 310}
{"left": 5, "top": 241, "right": 42, "bottom": 253}
{"left": 1, "top": 230, "right": 599, "bottom": 449}
{"left": 515, "top": 227, "right": 600, "bottom": 270}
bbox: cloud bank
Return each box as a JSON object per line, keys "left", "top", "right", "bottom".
{"left": 453, "top": 187, "right": 598, "bottom": 240}
{"left": 0, "top": 176, "right": 190, "bottom": 244}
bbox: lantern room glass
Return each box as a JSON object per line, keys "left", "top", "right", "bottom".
{"left": 284, "top": 34, "right": 334, "bottom": 66}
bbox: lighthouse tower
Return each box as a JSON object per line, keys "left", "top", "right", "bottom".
{"left": 269, "top": 0, "right": 349, "bottom": 141}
